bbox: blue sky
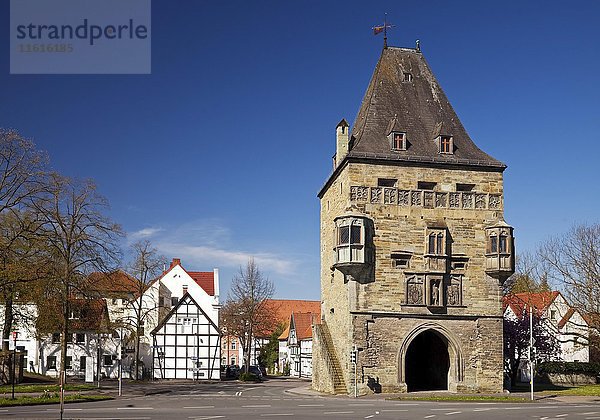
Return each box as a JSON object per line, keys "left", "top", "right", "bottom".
{"left": 1, "top": 1, "right": 599, "bottom": 300}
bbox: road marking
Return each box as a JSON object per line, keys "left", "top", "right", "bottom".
{"left": 473, "top": 408, "right": 494, "bottom": 412}
{"left": 298, "top": 404, "right": 324, "bottom": 407}
{"left": 188, "top": 416, "right": 225, "bottom": 420}
{"left": 260, "top": 414, "right": 293, "bottom": 417}
{"left": 184, "top": 406, "right": 215, "bottom": 409}
{"left": 243, "top": 405, "right": 272, "bottom": 408}
{"left": 235, "top": 391, "right": 243, "bottom": 396}
{"left": 381, "top": 409, "right": 408, "bottom": 412}
{"left": 556, "top": 415, "right": 568, "bottom": 418}
{"left": 117, "top": 407, "right": 154, "bottom": 410}
{"left": 424, "top": 416, "right": 436, "bottom": 419}
{"left": 365, "top": 416, "right": 374, "bottom": 419}
{"left": 445, "top": 412, "right": 461, "bottom": 416}
{"left": 323, "top": 411, "right": 354, "bottom": 415}
{"left": 349, "top": 403, "right": 374, "bottom": 406}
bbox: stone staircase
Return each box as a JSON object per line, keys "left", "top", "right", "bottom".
{"left": 315, "top": 321, "right": 348, "bottom": 394}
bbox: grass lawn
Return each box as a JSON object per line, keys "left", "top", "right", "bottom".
{"left": 0, "top": 383, "right": 96, "bottom": 394}
{"left": 539, "top": 384, "right": 600, "bottom": 396}
{"left": 0, "top": 394, "right": 112, "bottom": 407}
{"left": 390, "top": 395, "right": 529, "bottom": 402}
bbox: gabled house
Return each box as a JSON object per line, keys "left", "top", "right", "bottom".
{"left": 278, "top": 310, "right": 320, "bottom": 378}
{"left": 141, "top": 258, "right": 221, "bottom": 380}
{"left": 37, "top": 298, "right": 119, "bottom": 380}
{"left": 151, "top": 293, "right": 220, "bottom": 380}
{"left": 503, "top": 291, "right": 590, "bottom": 362}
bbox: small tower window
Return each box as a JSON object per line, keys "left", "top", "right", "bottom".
{"left": 438, "top": 135, "right": 454, "bottom": 154}
{"left": 427, "top": 230, "right": 446, "bottom": 255}
{"left": 403, "top": 72, "right": 413, "bottom": 82}
{"left": 391, "top": 132, "right": 407, "bottom": 151}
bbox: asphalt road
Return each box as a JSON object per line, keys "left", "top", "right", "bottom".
{"left": 3, "top": 378, "right": 600, "bottom": 419}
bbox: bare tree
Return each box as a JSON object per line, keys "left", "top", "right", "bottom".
{"left": 503, "top": 251, "right": 552, "bottom": 295}
{"left": 0, "top": 129, "right": 47, "bottom": 351}
{"left": 126, "top": 240, "right": 164, "bottom": 380}
{"left": 31, "top": 173, "right": 122, "bottom": 387}
{"left": 221, "top": 259, "right": 275, "bottom": 373}
{"left": 538, "top": 223, "right": 600, "bottom": 348}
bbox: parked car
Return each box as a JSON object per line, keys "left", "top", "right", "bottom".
{"left": 221, "top": 365, "right": 240, "bottom": 379}
{"left": 241, "top": 365, "right": 264, "bottom": 380}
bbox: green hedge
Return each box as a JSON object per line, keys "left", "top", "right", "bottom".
{"left": 537, "top": 361, "right": 600, "bottom": 375}
{"left": 239, "top": 373, "right": 260, "bottom": 382}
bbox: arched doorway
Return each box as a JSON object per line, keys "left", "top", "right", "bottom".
{"left": 405, "top": 329, "right": 450, "bottom": 391}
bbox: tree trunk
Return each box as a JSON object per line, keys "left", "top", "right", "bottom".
{"left": 2, "top": 291, "right": 13, "bottom": 352}
{"left": 134, "top": 326, "right": 140, "bottom": 380}
{"left": 61, "top": 299, "right": 70, "bottom": 385}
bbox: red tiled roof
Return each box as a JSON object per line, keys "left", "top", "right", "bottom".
{"left": 264, "top": 299, "right": 320, "bottom": 325}
{"left": 158, "top": 259, "right": 215, "bottom": 296}
{"left": 293, "top": 312, "right": 321, "bottom": 340}
{"left": 87, "top": 270, "right": 142, "bottom": 297}
{"left": 503, "top": 291, "right": 560, "bottom": 318}
{"left": 187, "top": 271, "right": 215, "bottom": 296}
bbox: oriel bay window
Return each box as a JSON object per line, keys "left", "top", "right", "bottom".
{"left": 333, "top": 215, "right": 374, "bottom": 282}
{"left": 485, "top": 222, "right": 515, "bottom": 281}
{"left": 335, "top": 218, "right": 365, "bottom": 263}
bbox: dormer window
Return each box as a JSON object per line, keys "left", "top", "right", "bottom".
{"left": 438, "top": 135, "right": 453, "bottom": 154}
{"left": 390, "top": 132, "right": 407, "bottom": 151}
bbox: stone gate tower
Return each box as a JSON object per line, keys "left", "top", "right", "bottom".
{"left": 313, "top": 45, "right": 515, "bottom": 394}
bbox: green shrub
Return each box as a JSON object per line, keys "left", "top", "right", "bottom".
{"left": 239, "top": 373, "right": 260, "bottom": 382}
{"left": 537, "top": 361, "right": 600, "bottom": 375}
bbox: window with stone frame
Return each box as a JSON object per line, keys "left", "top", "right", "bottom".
{"left": 438, "top": 135, "right": 453, "bottom": 154}
{"left": 65, "top": 356, "right": 72, "bottom": 370}
{"left": 52, "top": 332, "right": 60, "bottom": 343}
{"left": 103, "top": 355, "right": 113, "bottom": 366}
{"left": 427, "top": 230, "right": 446, "bottom": 256}
{"left": 75, "top": 333, "right": 85, "bottom": 344}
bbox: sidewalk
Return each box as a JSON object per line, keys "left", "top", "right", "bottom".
{"left": 285, "top": 384, "right": 600, "bottom": 404}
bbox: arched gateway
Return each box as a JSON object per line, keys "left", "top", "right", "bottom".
{"left": 398, "top": 323, "right": 464, "bottom": 392}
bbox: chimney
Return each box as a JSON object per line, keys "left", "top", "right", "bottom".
{"left": 170, "top": 258, "right": 181, "bottom": 269}
{"left": 335, "top": 119, "right": 350, "bottom": 166}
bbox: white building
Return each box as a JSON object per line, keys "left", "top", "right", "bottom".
{"left": 144, "top": 258, "right": 221, "bottom": 380}
{"left": 278, "top": 311, "right": 320, "bottom": 378}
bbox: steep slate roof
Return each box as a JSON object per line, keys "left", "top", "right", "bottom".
{"left": 348, "top": 47, "right": 504, "bottom": 168}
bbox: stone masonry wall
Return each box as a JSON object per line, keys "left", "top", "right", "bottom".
{"left": 315, "top": 160, "right": 508, "bottom": 393}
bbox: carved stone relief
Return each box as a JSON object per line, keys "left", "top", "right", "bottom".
{"left": 405, "top": 275, "right": 424, "bottom": 305}
{"left": 384, "top": 188, "right": 397, "bottom": 204}
{"left": 446, "top": 275, "right": 462, "bottom": 306}
{"left": 435, "top": 192, "right": 447, "bottom": 208}
{"left": 424, "top": 191, "right": 434, "bottom": 208}
{"left": 462, "top": 193, "right": 473, "bottom": 209}
{"left": 489, "top": 195, "right": 501, "bottom": 209}
{"left": 351, "top": 186, "right": 369, "bottom": 201}
{"left": 449, "top": 192, "right": 460, "bottom": 208}
{"left": 370, "top": 187, "right": 381, "bottom": 204}
{"left": 398, "top": 190, "right": 410, "bottom": 206}
{"left": 411, "top": 191, "right": 422, "bottom": 206}
{"left": 475, "top": 194, "right": 486, "bottom": 209}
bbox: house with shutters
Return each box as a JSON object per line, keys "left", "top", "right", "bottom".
{"left": 314, "top": 43, "right": 515, "bottom": 394}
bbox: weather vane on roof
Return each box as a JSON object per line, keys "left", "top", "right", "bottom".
{"left": 372, "top": 13, "right": 394, "bottom": 48}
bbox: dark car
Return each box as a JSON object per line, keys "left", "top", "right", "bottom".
{"left": 241, "top": 365, "right": 264, "bottom": 380}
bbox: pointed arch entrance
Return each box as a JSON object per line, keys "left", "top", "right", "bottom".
{"left": 398, "top": 323, "right": 464, "bottom": 392}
